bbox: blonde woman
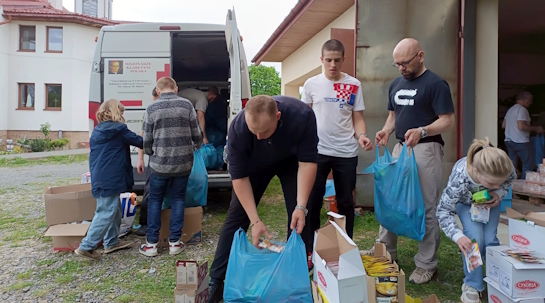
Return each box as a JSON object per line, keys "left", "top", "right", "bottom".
{"left": 75, "top": 99, "right": 143, "bottom": 260}
{"left": 437, "top": 138, "right": 515, "bottom": 303}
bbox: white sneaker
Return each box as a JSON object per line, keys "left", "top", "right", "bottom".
{"left": 169, "top": 239, "right": 186, "bottom": 255}
{"left": 461, "top": 283, "right": 481, "bottom": 303}
{"left": 139, "top": 241, "right": 158, "bottom": 257}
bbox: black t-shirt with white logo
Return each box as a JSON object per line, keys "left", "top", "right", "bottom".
{"left": 387, "top": 70, "right": 455, "bottom": 146}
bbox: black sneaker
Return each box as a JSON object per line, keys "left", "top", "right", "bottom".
{"left": 207, "top": 281, "right": 224, "bottom": 303}
{"left": 135, "top": 225, "right": 147, "bottom": 236}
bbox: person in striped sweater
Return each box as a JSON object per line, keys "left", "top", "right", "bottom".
{"left": 139, "top": 77, "right": 203, "bottom": 257}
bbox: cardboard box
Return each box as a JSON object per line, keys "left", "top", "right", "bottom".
{"left": 176, "top": 260, "right": 208, "bottom": 290}
{"left": 313, "top": 212, "right": 368, "bottom": 303}
{"left": 158, "top": 207, "right": 203, "bottom": 248}
{"left": 43, "top": 184, "right": 97, "bottom": 251}
{"left": 405, "top": 294, "right": 440, "bottom": 303}
{"left": 485, "top": 278, "right": 544, "bottom": 303}
{"left": 44, "top": 184, "right": 96, "bottom": 226}
{"left": 485, "top": 245, "right": 545, "bottom": 299}
{"left": 506, "top": 208, "right": 545, "bottom": 257}
{"left": 174, "top": 275, "right": 209, "bottom": 303}
{"left": 366, "top": 243, "right": 405, "bottom": 303}
{"left": 312, "top": 281, "right": 328, "bottom": 303}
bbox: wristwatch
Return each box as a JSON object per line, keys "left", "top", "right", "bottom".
{"left": 419, "top": 127, "right": 428, "bottom": 139}
{"left": 295, "top": 205, "right": 308, "bottom": 216}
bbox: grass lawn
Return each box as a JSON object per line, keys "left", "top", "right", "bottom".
{"left": 0, "top": 154, "right": 89, "bottom": 167}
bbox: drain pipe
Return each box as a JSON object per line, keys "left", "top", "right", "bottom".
{"left": 0, "top": 15, "right": 12, "bottom": 26}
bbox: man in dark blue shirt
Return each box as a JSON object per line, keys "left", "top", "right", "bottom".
{"left": 373, "top": 38, "right": 455, "bottom": 286}
{"left": 207, "top": 95, "right": 319, "bottom": 303}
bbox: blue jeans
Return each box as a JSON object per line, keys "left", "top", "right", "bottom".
{"left": 146, "top": 173, "right": 189, "bottom": 244}
{"left": 456, "top": 202, "right": 501, "bottom": 291}
{"left": 79, "top": 194, "right": 122, "bottom": 251}
{"left": 505, "top": 141, "right": 534, "bottom": 179}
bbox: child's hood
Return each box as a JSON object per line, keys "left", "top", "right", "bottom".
{"left": 93, "top": 121, "right": 126, "bottom": 143}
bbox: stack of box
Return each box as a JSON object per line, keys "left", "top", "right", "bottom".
{"left": 174, "top": 260, "right": 209, "bottom": 303}
{"left": 43, "top": 184, "right": 97, "bottom": 251}
{"left": 483, "top": 207, "right": 545, "bottom": 303}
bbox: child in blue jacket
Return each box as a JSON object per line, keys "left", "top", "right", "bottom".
{"left": 75, "top": 99, "right": 143, "bottom": 260}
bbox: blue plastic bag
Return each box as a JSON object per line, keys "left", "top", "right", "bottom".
{"left": 207, "top": 128, "right": 226, "bottom": 148}
{"left": 362, "top": 145, "right": 426, "bottom": 241}
{"left": 185, "top": 149, "right": 208, "bottom": 207}
{"left": 533, "top": 134, "right": 544, "bottom": 167}
{"left": 199, "top": 144, "right": 219, "bottom": 169}
{"left": 224, "top": 229, "right": 313, "bottom": 303}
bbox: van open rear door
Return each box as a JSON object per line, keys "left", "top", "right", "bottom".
{"left": 225, "top": 8, "right": 251, "bottom": 126}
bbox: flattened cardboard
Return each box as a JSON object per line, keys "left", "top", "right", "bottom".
{"left": 366, "top": 243, "right": 406, "bottom": 303}
{"left": 44, "top": 223, "right": 90, "bottom": 251}
{"left": 158, "top": 207, "right": 203, "bottom": 248}
{"left": 44, "top": 183, "right": 96, "bottom": 227}
{"left": 313, "top": 217, "right": 367, "bottom": 303}
{"left": 176, "top": 260, "right": 208, "bottom": 290}
{"left": 174, "top": 275, "right": 209, "bottom": 303}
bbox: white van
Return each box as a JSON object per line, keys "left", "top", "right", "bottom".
{"left": 88, "top": 9, "right": 251, "bottom": 192}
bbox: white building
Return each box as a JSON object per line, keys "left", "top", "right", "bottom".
{"left": 0, "top": 0, "right": 120, "bottom": 149}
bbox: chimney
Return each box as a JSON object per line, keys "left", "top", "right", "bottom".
{"left": 48, "top": 0, "right": 63, "bottom": 10}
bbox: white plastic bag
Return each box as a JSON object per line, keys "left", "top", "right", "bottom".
{"left": 119, "top": 192, "right": 137, "bottom": 237}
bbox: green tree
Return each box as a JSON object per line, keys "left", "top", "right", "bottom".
{"left": 248, "top": 64, "right": 281, "bottom": 97}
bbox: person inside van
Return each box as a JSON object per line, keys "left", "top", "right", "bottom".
{"left": 178, "top": 87, "right": 213, "bottom": 144}
{"left": 140, "top": 77, "right": 203, "bottom": 257}
{"left": 135, "top": 87, "right": 160, "bottom": 237}
{"left": 204, "top": 86, "right": 228, "bottom": 147}
{"left": 207, "top": 95, "right": 318, "bottom": 303}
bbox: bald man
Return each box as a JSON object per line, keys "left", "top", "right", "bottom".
{"left": 373, "top": 38, "right": 455, "bottom": 284}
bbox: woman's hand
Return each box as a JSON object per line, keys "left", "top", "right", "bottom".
{"left": 485, "top": 192, "right": 501, "bottom": 209}
{"left": 456, "top": 236, "right": 473, "bottom": 256}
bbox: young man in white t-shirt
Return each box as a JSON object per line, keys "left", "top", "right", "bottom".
{"left": 301, "top": 39, "right": 372, "bottom": 273}
{"left": 502, "top": 91, "right": 544, "bottom": 179}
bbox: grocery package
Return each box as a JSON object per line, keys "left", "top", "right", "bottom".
{"left": 465, "top": 242, "right": 483, "bottom": 273}
{"left": 472, "top": 189, "right": 491, "bottom": 204}
{"left": 361, "top": 145, "right": 426, "bottom": 241}
{"left": 361, "top": 243, "right": 405, "bottom": 303}
{"left": 539, "top": 163, "right": 545, "bottom": 175}
{"left": 119, "top": 192, "right": 137, "bottom": 237}
{"left": 522, "top": 182, "right": 543, "bottom": 195}
{"left": 525, "top": 171, "right": 545, "bottom": 186}
{"left": 501, "top": 248, "right": 544, "bottom": 263}
{"left": 81, "top": 172, "right": 91, "bottom": 184}
{"left": 224, "top": 229, "right": 312, "bottom": 303}
{"left": 174, "top": 260, "right": 208, "bottom": 303}
{"left": 470, "top": 204, "right": 490, "bottom": 224}
{"left": 257, "top": 239, "right": 285, "bottom": 253}
{"left": 512, "top": 179, "right": 525, "bottom": 192}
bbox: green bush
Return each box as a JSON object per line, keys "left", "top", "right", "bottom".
{"left": 30, "top": 139, "right": 48, "bottom": 152}
{"left": 48, "top": 138, "right": 69, "bottom": 150}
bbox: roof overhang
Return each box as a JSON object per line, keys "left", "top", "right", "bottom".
{"left": 252, "top": 0, "right": 355, "bottom": 65}
{"left": 3, "top": 12, "right": 117, "bottom": 27}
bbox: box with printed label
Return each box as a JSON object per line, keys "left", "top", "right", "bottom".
{"left": 485, "top": 278, "right": 544, "bottom": 303}
{"left": 174, "top": 275, "right": 209, "bottom": 303}
{"left": 176, "top": 260, "right": 208, "bottom": 290}
{"left": 506, "top": 208, "right": 545, "bottom": 257}
{"left": 485, "top": 245, "right": 545, "bottom": 299}
{"left": 313, "top": 212, "right": 368, "bottom": 303}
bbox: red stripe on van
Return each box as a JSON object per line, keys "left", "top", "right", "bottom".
{"left": 120, "top": 100, "right": 143, "bottom": 107}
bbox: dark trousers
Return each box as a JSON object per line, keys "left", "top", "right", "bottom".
{"left": 303, "top": 154, "right": 358, "bottom": 253}
{"left": 505, "top": 141, "right": 534, "bottom": 179}
{"left": 146, "top": 173, "right": 189, "bottom": 244}
{"left": 139, "top": 174, "right": 150, "bottom": 225}
{"left": 209, "top": 158, "right": 299, "bottom": 281}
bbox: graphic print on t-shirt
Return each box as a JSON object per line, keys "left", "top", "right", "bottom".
{"left": 324, "top": 83, "right": 359, "bottom": 108}
{"left": 394, "top": 89, "right": 418, "bottom": 106}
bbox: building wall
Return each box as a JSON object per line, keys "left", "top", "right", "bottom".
{"left": 0, "top": 16, "right": 10, "bottom": 140}
{"left": 475, "top": 0, "right": 499, "bottom": 145}
{"left": 355, "top": 0, "right": 459, "bottom": 205}
{"left": 280, "top": 5, "right": 355, "bottom": 97}
{"left": 3, "top": 21, "right": 99, "bottom": 148}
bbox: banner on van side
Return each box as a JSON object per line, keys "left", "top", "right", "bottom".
{"left": 104, "top": 58, "right": 170, "bottom": 108}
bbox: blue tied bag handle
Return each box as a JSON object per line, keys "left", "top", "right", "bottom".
{"left": 223, "top": 229, "right": 313, "bottom": 303}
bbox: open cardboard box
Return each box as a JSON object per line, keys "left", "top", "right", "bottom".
{"left": 313, "top": 212, "right": 368, "bottom": 303}
{"left": 485, "top": 278, "right": 544, "bottom": 303}
{"left": 158, "top": 207, "right": 203, "bottom": 248}
{"left": 43, "top": 184, "right": 97, "bottom": 251}
{"left": 176, "top": 260, "right": 208, "bottom": 290}
{"left": 505, "top": 208, "right": 545, "bottom": 256}
{"left": 174, "top": 275, "right": 209, "bottom": 303}
{"left": 365, "top": 243, "right": 406, "bottom": 303}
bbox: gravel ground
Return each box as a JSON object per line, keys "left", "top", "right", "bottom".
{"left": 0, "top": 161, "right": 227, "bottom": 303}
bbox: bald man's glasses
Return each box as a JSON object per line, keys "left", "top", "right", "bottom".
{"left": 392, "top": 52, "right": 419, "bottom": 68}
